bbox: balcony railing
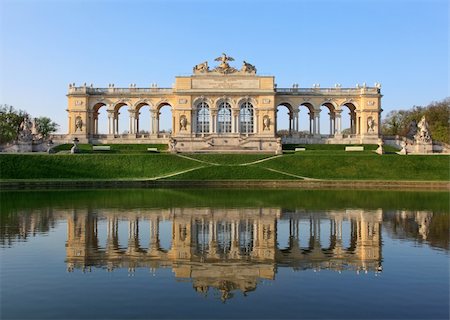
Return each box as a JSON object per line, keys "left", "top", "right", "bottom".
{"left": 275, "top": 87, "right": 380, "bottom": 95}
{"left": 68, "top": 87, "right": 173, "bottom": 95}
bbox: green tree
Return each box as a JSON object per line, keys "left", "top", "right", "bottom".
{"left": 423, "top": 98, "right": 450, "bottom": 144}
{"left": 382, "top": 98, "right": 449, "bottom": 143}
{"left": 34, "top": 117, "right": 59, "bottom": 139}
{"left": 0, "top": 105, "right": 26, "bottom": 144}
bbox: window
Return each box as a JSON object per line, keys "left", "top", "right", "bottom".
{"left": 196, "top": 102, "right": 210, "bottom": 133}
{"left": 217, "top": 102, "right": 232, "bottom": 133}
{"left": 240, "top": 102, "right": 254, "bottom": 133}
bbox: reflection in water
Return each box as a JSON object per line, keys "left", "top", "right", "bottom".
{"left": 3, "top": 207, "right": 445, "bottom": 301}
{"left": 0, "top": 208, "right": 448, "bottom": 299}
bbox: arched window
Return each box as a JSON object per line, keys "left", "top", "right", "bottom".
{"left": 240, "top": 102, "right": 254, "bottom": 134}
{"left": 217, "top": 102, "right": 232, "bottom": 133}
{"left": 196, "top": 102, "right": 210, "bottom": 133}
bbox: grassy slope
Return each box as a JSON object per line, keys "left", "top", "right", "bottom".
{"left": 0, "top": 152, "right": 448, "bottom": 181}
{"left": 165, "top": 165, "right": 293, "bottom": 180}
{"left": 182, "top": 153, "right": 274, "bottom": 165}
{"left": 256, "top": 153, "right": 450, "bottom": 180}
{"left": 0, "top": 154, "right": 199, "bottom": 179}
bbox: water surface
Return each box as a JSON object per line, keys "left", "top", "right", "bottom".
{"left": 1, "top": 189, "right": 449, "bottom": 319}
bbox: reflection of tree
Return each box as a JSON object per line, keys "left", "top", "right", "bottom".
{"left": 0, "top": 209, "right": 56, "bottom": 246}
{"left": 383, "top": 210, "right": 449, "bottom": 250}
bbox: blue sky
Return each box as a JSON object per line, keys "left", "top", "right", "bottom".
{"left": 0, "top": 0, "right": 448, "bottom": 133}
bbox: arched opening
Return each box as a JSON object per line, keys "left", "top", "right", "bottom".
{"left": 135, "top": 103, "right": 152, "bottom": 137}
{"left": 158, "top": 219, "right": 173, "bottom": 253}
{"left": 92, "top": 103, "right": 108, "bottom": 135}
{"left": 276, "top": 103, "right": 293, "bottom": 137}
{"left": 217, "top": 102, "right": 232, "bottom": 134}
{"left": 113, "top": 103, "right": 130, "bottom": 135}
{"left": 239, "top": 102, "right": 254, "bottom": 134}
{"left": 238, "top": 219, "right": 254, "bottom": 256}
{"left": 320, "top": 102, "right": 336, "bottom": 136}
{"left": 157, "top": 103, "right": 172, "bottom": 137}
{"left": 196, "top": 102, "right": 210, "bottom": 134}
{"left": 217, "top": 221, "right": 232, "bottom": 258}
{"left": 340, "top": 103, "right": 357, "bottom": 136}
{"left": 195, "top": 219, "right": 210, "bottom": 256}
{"left": 299, "top": 103, "right": 314, "bottom": 136}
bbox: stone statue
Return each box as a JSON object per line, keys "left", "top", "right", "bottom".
{"left": 70, "top": 137, "right": 79, "bottom": 154}
{"left": 276, "top": 138, "right": 282, "bottom": 155}
{"left": 213, "top": 53, "right": 237, "bottom": 74}
{"left": 367, "top": 117, "right": 375, "bottom": 133}
{"left": 18, "top": 114, "right": 33, "bottom": 142}
{"left": 193, "top": 61, "right": 209, "bottom": 73}
{"left": 75, "top": 117, "right": 83, "bottom": 132}
{"left": 398, "top": 139, "right": 408, "bottom": 155}
{"left": 241, "top": 61, "right": 256, "bottom": 74}
{"left": 169, "top": 138, "right": 177, "bottom": 153}
{"left": 414, "top": 116, "right": 432, "bottom": 143}
{"left": 179, "top": 116, "right": 187, "bottom": 130}
{"left": 376, "top": 138, "right": 384, "bottom": 155}
{"left": 263, "top": 116, "right": 271, "bottom": 131}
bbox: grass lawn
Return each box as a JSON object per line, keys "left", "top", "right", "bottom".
{"left": 165, "top": 165, "right": 295, "bottom": 180}
{"left": 0, "top": 154, "right": 199, "bottom": 179}
{"left": 256, "top": 153, "right": 450, "bottom": 180}
{"left": 1, "top": 146, "right": 448, "bottom": 181}
{"left": 182, "top": 153, "right": 275, "bottom": 165}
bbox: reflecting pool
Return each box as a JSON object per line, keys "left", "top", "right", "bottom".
{"left": 1, "top": 189, "right": 449, "bottom": 319}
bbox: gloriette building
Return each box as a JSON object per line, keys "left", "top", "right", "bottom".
{"left": 66, "top": 54, "right": 382, "bottom": 152}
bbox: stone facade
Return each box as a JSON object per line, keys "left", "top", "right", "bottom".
{"left": 66, "top": 54, "right": 382, "bottom": 152}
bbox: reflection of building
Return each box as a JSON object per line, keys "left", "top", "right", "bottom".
{"left": 65, "top": 54, "right": 382, "bottom": 151}
{"left": 64, "top": 208, "right": 383, "bottom": 299}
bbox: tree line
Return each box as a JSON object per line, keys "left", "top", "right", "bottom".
{"left": 0, "top": 104, "right": 59, "bottom": 145}
{"left": 381, "top": 98, "right": 449, "bottom": 144}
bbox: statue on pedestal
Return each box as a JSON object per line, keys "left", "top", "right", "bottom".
{"left": 414, "top": 116, "right": 432, "bottom": 143}
{"left": 71, "top": 138, "right": 80, "bottom": 154}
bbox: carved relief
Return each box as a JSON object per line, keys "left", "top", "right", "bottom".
{"left": 75, "top": 116, "right": 83, "bottom": 132}
{"left": 263, "top": 116, "right": 271, "bottom": 131}
{"left": 179, "top": 115, "right": 187, "bottom": 131}
{"left": 192, "top": 53, "right": 257, "bottom": 75}
{"left": 193, "top": 61, "right": 209, "bottom": 73}
{"left": 241, "top": 61, "right": 256, "bottom": 74}
{"left": 367, "top": 117, "right": 375, "bottom": 133}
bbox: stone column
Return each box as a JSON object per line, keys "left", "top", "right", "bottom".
{"left": 288, "top": 112, "right": 293, "bottom": 135}
{"left": 114, "top": 113, "right": 119, "bottom": 135}
{"left": 135, "top": 112, "right": 139, "bottom": 134}
{"left": 209, "top": 111, "right": 214, "bottom": 134}
{"left": 356, "top": 112, "right": 361, "bottom": 135}
{"left": 128, "top": 110, "right": 135, "bottom": 134}
{"left": 149, "top": 217, "right": 160, "bottom": 248}
{"left": 335, "top": 111, "right": 342, "bottom": 135}
{"left": 156, "top": 112, "right": 160, "bottom": 135}
{"left": 191, "top": 110, "right": 197, "bottom": 135}
{"left": 150, "top": 110, "right": 156, "bottom": 135}
{"left": 316, "top": 113, "right": 320, "bottom": 135}
{"left": 210, "top": 110, "right": 217, "bottom": 134}
{"left": 254, "top": 111, "right": 259, "bottom": 134}
{"left": 107, "top": 110, "right": 114, "bottom": 135}
{"left": 294, "top": 111, "right": 299, "bottom": 132}
{"left": 231, "top": 110, "right": 236, "bottom": 133}
{"left": 312, "top": 112, "right": 320, "bottom": 135}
